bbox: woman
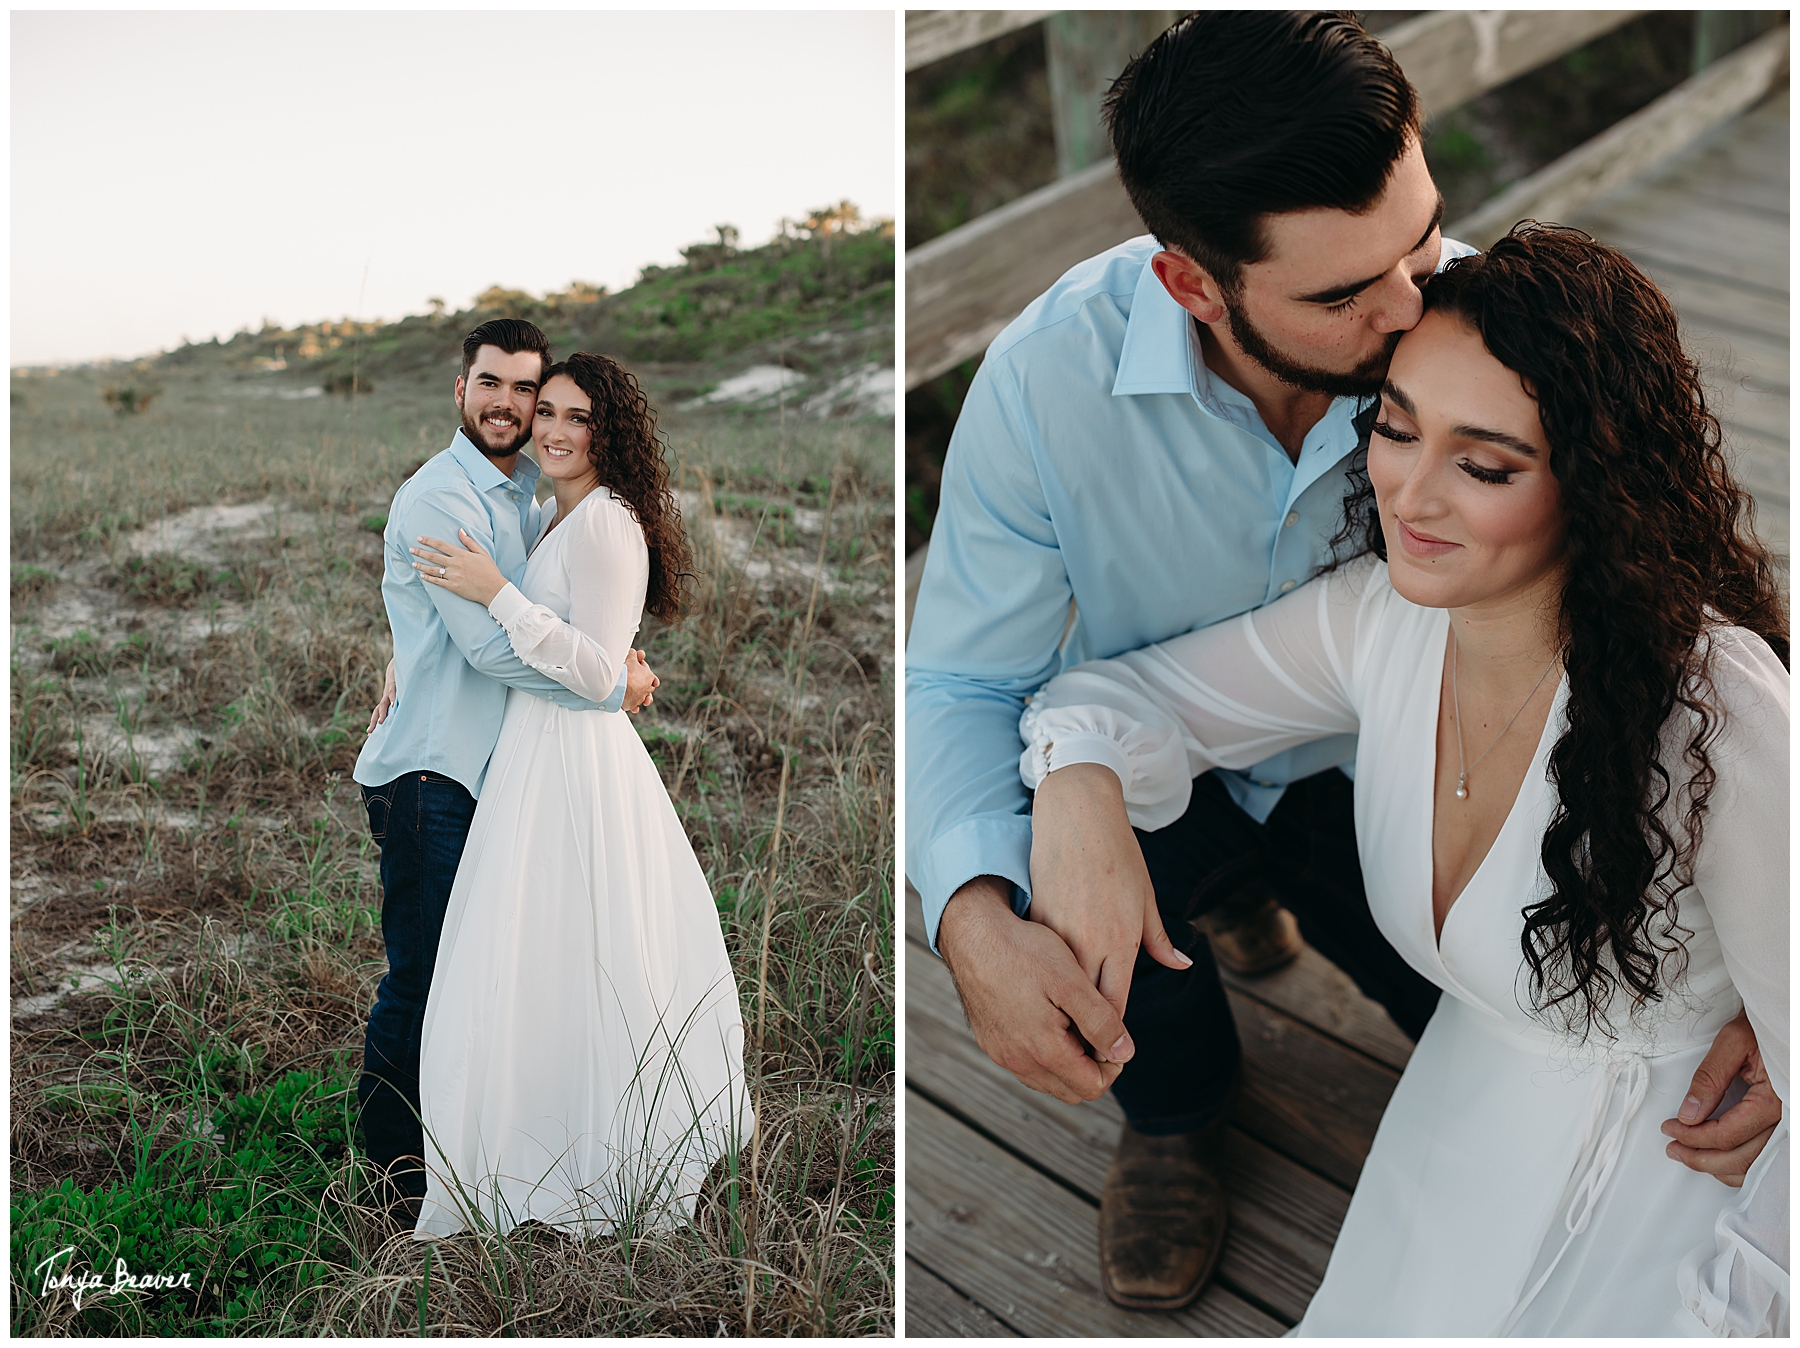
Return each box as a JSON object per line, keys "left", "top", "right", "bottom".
{"left": 401, "top": 352, "right": 748, "bottom": 1237}
{"left": 1020, "top": 225, "right": 1786, "bottom": 1334}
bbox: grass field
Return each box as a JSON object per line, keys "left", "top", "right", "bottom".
{"left": 10, "top": 361, "right": 895, "bottom": 1335}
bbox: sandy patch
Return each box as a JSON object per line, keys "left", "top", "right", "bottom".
{"left": 683, "top": 365, "right": 806, "bottom": 409}
{"left": 804, "top": 364, "right": 895, "bottom": 420}
{"left": 122, "top": 501, "right": 277, "bottom": 559}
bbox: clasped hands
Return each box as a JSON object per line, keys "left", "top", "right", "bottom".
{"left": 940, "top": 761, "right": 1780, "bottom": 1186}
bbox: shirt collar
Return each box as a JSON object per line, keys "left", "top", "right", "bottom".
{"left": 449, "top": 427, "right": 540, "bottom": 495}
{"left": 1112, "top": 252, "right": 1196, "bottom": 397}
{"left": 1109, "top": 249, "right": 1366, "bottom": 435}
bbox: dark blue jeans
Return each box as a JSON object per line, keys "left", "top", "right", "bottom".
{"left": 1112, "top": 768, "right": 1441, "bottom": 1135}
{"left": 357, "top": 771, "right": 477, "bottom": 1197}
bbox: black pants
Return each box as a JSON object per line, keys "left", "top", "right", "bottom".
{"left": 356, "top": 771, "right": 478, "bottom": 1198}
{"left": 1110, "top": 769, "right": 1441, "bottom": 1135}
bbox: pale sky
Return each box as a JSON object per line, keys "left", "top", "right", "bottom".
{"left": 12, "top": 10, "right": 896, "bottom": 366}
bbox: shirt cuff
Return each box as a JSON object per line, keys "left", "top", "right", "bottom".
{"left": 1026, "top": 730, "right": 1133, "bottom": 795}
{"left": 914, "top": 814, "right": 1035, "bottom": 955}
{"left": 487, "top": 581, "right": 532, "bottom": 628}
{"left": 597, "top": 664, "right": 628, "bottom": 713}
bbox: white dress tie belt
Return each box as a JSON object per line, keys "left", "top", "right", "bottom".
{"left": 1496, "top": 1052, "right": 1651, "bottom": 1334}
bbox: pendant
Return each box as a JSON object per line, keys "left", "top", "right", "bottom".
{"left": 1455, "top": 772, "right": 1469, "bottom": 801}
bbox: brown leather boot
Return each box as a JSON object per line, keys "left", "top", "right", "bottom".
{"left": 1197, "top": 883, "right": 1302, "bottom": 976}
{"left": 1098, "top": 1117, "right": 1231, "bottom": 1310}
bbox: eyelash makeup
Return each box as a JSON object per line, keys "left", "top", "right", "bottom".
{"left": 1370, "top": 422, "right": 1514, "bottom": 484}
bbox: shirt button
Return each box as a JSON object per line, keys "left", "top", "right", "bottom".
{"left": 1279, "top": 579, "right": 1297, "bottom": 593}
{"left": 1284, "top": 511, "right": 1299, "bottom": 528}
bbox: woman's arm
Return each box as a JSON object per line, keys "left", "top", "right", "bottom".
{"left": 484, "top": 497, "right": 649, "bottom": 705}
{"left": 1673, "top": 627, "right": 1789, "bottom": 1335}
{"left": 1021, "top": 555, "right": 1380, "bottom": 827}
{"left": 1019, "top": 557, "right": 1383, "bottom": 1032}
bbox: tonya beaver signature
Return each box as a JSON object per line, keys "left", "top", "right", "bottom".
{"left": 33, "top": 1246, "right": 194, "bottom": 1310}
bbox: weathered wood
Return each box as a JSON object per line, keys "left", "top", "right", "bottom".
{"left": 1227, "top": 989, "right": 1398, "bottom": 1190}
{"left": 907, "top": 1091, "right": 1287, "bottom": 1337}
{"left": 1693, "top": 11, "right": 1782, "bottom": 73}
{"left": 908, "top": 942, "right": 1347, "bottom": 1321}
{"left": 906, "top": 882, "right": 1399, "bottom": 1189}
{"left": 1045, "top": 12, "right": 1178, "bottom": 177}
{"left": 905, "top": 546, "right": 927, "bottom": 640}
{"left": 1447, "top": 24, "right": 1790, "bottom": 248}
{"left": 1384, "top": 10, "right": 1640, "bottom": 120}
{"left": 907, "top": 11, "right": 1658, "bottom": 388}
{"left": 1632, "top": 166, "right": 1789, "bottom": 219}
{"left": 906, "top": 10, "right": 1055, "bottom": 71}
{"left": 1647, "top": 267, "right": 1790, "bottom": 347}
{"left": 906, "top": 1257, "right": 1021, "bottom": 1337}
{"left": 906, "top": 156, "right": 1143, "bottom": 388}
{"left": 1219, "top": 945, "right": 1414, "bottom": 1073}
{"left": 1580, "top": 221, "right": 1788, "bottom": 300}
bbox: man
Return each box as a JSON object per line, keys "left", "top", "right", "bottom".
{"left": 352, "top": 317, "right": 657, "bottom": 1223}
{"left": 906, "top": 12, "right": 1778, "bottom": 1311}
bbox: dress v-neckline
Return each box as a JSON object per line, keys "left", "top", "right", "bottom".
{"left": 1424, "top": 618, "right": 1567, "bottom": 957}
{"left": 531, "top": 487, "right": 604, "bottom": 557}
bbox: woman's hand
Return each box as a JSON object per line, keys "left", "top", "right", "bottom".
{"left": 366, "top": 659, "right": 398, "bottom": 733}
{"left": 411, "top": 530, "right": 507, "bottom": 606}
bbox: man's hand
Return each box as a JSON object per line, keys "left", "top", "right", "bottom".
{"left": 367, "top": 659, "right": 398, "bottom": 734}
{"left": 1661, "top": 1008, "right": 1782, "bottom": 1187}
{"left": 938, "top": 875, "right": 1133, "bottom": 1105}
{"left": 624, "top": 649, "right": 659, "bottom": 712}
{"left": 1028, "top": 763, "right": 1191, "bottom": 1028}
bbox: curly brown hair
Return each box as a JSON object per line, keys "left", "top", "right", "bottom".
{"left": 546, "top": 353, "right": 693, "bottom": 623}
{"left": 1331, "top": 223, "right": 1788, "bottom": 1039}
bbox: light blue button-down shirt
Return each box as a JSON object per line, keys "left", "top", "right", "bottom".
{"left": 353, "top": 429, "right": 626, "bottom": 798}
{"left": 906, "top": 233, "right": 1474, "bottom": 949}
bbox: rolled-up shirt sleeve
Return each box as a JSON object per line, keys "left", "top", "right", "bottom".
{"left": 1020, "top": 557, "right": 1378, "bottom": 828}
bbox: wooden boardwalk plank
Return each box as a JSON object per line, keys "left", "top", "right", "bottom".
{"left": 908, "top": 1091, "right": 1287, "bottom": 1337}
{"left": 908, "top": 937, "right": 1347, "bottom": 1322}
{"left": 1580, "top": 212, "right": 1787, "bottom": 291}
{"left": 1218, "top": 946, "right": 1414, "bottom": 1073}
{"left": 906, "top": 1257, "right": 1021, "bottom": 1337}
{"left": 1574, "top": 89, "right": 1788, "bottom": 566}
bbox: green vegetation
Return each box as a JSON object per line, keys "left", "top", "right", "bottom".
{"left": 151, "top": 203, "right": 893, "bottom": 390}
{"left": 10, "top": 210, "right": 894, "bottom": 1334}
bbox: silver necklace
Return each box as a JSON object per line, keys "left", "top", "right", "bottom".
{"left": 1451, "top": 641, "right": 1557, "bottom": 801}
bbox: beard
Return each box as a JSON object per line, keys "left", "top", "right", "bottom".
{"left": 461, "top": 404, "right": 533, "bottom": 459}
{"left": 1221, "top": 299, "right": 1400, "bottom": 399}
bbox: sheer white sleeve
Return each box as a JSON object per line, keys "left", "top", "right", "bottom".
{"left": 486, "top": 493, "right": 648, "bottom": 705}
{"left": 1674, "top": 627, "right": 1789, "bottom": 1338}
{"left": 1019, "top": 556, "right": 1386, "bottom": 830}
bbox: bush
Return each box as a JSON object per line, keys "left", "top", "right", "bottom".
{"left": 11, "top": 1070, "right": 354, "bottom": 1337}
{"left": 111, "top": 553, "right": 234, "bottom": 607}
{"left": 101, "top": 385, "right": 160, "bottom": 416}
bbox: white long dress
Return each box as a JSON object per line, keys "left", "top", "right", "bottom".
{"left": 414, "top": 488, "right": 749, "bottom": 1239}
{"left": 1020, "top": 556, "right": 1787, "bottom": 1336}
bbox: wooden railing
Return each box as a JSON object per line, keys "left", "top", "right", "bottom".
{"left": 904, "top": 11, "right": 1787, "bottom": 390}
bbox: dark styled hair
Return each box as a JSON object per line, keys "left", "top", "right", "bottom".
{"left": 1332, "top": 223, "right": 1788, "bottom": 1039}
{"left": 460, "top": 317, "right": 550, "bottom": 384}
{"left": 1104, "top": 12, "right": 1420, "bottom": 293}
{"left": 546, "top": 353, "right": 693, "bottom": 623}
